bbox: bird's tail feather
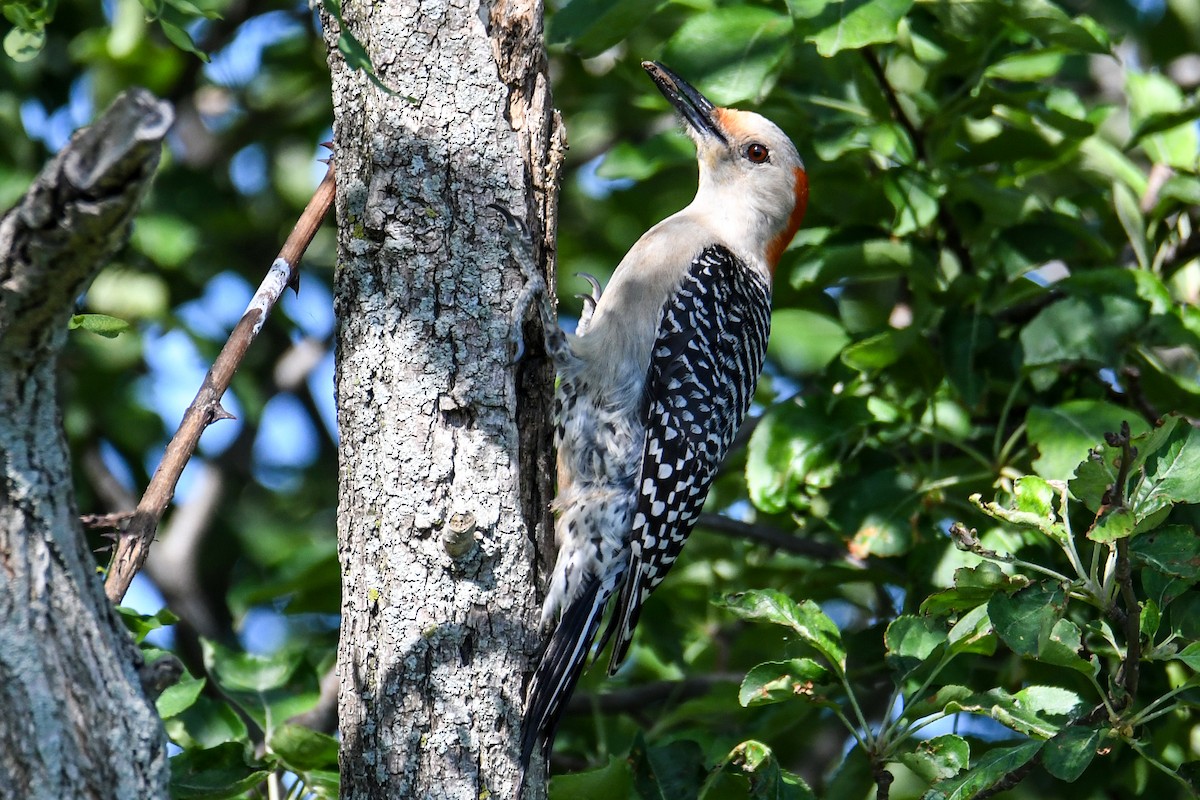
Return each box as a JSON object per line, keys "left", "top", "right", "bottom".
{"left": 520, "top": 575, "right": 609, "bottom": 776}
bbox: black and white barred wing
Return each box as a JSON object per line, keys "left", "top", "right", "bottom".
{"left": 603, "top": 244, "right": 771, "bottom": 673}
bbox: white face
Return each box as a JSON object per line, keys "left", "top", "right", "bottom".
{"left": 691, "top": 108, "right": 808, "bottom": 267}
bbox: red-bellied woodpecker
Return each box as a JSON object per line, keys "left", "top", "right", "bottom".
{"left": 508, "top": 60, "right": 809, "bottom": 778}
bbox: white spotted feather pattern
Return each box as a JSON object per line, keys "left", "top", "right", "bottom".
{"left": 521, "top": 244, "right": 770, "bottom": 768}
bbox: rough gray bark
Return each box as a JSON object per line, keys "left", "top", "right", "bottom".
{"left": 0, "top": 89, "right": 173, "bottom": 799}
{"left": 322, "top": 0, "right": 562, "bottom": 797}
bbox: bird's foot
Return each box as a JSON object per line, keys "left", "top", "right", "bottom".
{"left": 490, "top": 204, "right": 572, "bottom": 368}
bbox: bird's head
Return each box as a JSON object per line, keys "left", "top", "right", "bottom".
{"left": 643, "top": 61, "right": 808, "bottom": 272}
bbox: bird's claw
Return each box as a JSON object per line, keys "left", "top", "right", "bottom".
{"left": 577, "top": 272, "right": 602, "bottom": 302}
{"left": 509, "top": 335, "right": 527, "bottom": 367}
{"left": 492, "top": 201, "right": 575, "bottom": 369}
{"left": 574, "top": 272, "right": 604, "bottom": 336}
{"left": 488, "top": 203, "right": 532, "bottom": 245}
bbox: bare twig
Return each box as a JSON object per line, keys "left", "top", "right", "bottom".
{"left": 104, "top": 160, "right": 336, "bottom": 603}
{"left": 145, "top": 463, "right": 227, "bottom": 639}
{"left": 1103, "top": 422, "right": 1141, "bottom": 701}
{"left": 696, "top": 513, "right": 845, "bottom": 560}
{"left": 565, "top": 674, "right": 740, "bottom": 715}
{"left": 873, "top": 762, "right": 894, "bottom": 800}
{"left": 81, "top": 511, "right": 134, "bottom": 533}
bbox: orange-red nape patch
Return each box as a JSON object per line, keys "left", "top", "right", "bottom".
{"left": 765, "top": 167, "right": 809, "bottom": 272}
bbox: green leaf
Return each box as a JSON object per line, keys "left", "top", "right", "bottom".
{"left": 803, "top": 0, "right": 915, "bottom": 57}
{"left": 899, "top": 735, "right": 969, "bottom": 784}
{"left": 944, "top": 604, "right": 996, "bottom": 658}
{"left": 1089, "top": 506, "right": 1137, "bottom": 543}
{"left": 717, "top": 740, "right": 817, "bottom": 800}
{"left": 1014, "top": 685, "right": 1084, "bottom": 718}
{"left": 69, "top": 313, "right": 133, "bottom": 338}
{"left": 719, "top": 590, "right": 846, "bottom": 671}
{"left": 1156, "top": 174, "right": 1200, "bottom": 208}
{"left": 1130, "top": 99, "right": 1200, "bottom": 145}
{"left": 1004, "top": 0, "right": 1110, "bottom": 53}
{"left": 921, "top": 563, "right": 1028, "bottom": 616}
{"left": 940, "top": 310, "right": 996, "bottom": 406}
{"left": 841, "top": 328, "right": 918, "bottom": 371}
{"left": 663, "top": 8, "right": 794, "bottom": 105}
{"left": 902, "top": 685, "right": 974, "bottom": 722}
{"left": 169, "top": 743, "right": 270, "bottom": 800}
{"left": 1027, "top": 401, "right": 1149, "bottom": 482}
{"left": 1141, "top": 598, "right": 1162, "bottom": 640}
{"left": 549, "top": 755, "right": 632, "bottom": 800}
{"left": 1070, "top": 416, "right": 1200, "bottom": 527}
{"left": 926, "top": 740, "right": 1044, "bottom": 800}
{"left": 768, "top": 309, "right": 849, "bottom": 375}
{"left": 885, "top": 615, "right": 947, "bottom": 674}
{"left": 115, "top": 605, "right": 179, "bottom": 642}
{"left": 1020, "top": 294, "right": 1146, "bottom": 377}
{"left": 1114, "top": 181, "right": 1149, "bottom": 270}
{"left": 268, "top": 724, "right": 339, "bottom": 772}
{"left": 157, "top": 19, "right": 208, "bottom": 61}
{"left": 984, "top": 50, "right": 1065, "bottom": 82}
{"left": 884, "top": 169, "right": 940, "bottom": 236}
{"left": 838, "top": 469, "right": 920, "bottom": 557}
{"left": 825, "top": 745, "right": 873, "bottom": 800}
{"left": 738, "top": 659, "right": 833, "bottom": 707}
{"left": 163, "top": 0, "right": 222, "bottom": 19}
{"left": 745, "top": 401, "right": 845, "bottom": 515}
{"left": 972, "top": 477, "right": 1068, "bottom": 546}
{"left": 1042, "top": 726, "right": 1101, "bottom": 782}
{"left": 548, "top": 0, "right": 664, "bottom": 57}
{"left": 3, "top": 25, "right": 44, "bottom": 61}
{"left": 132, "top": 215, "right": 201, "bottom": 269}
{"left": 987, "top": 583, "right": 1064, "bottom": 657}
{"left": 299, "top": 769, "right": 339, "bottom": 798}
{"left": 1173, "top": 642, "right": 1200, "bottom": 671}
{"left": 1127, "top": 71, "right": 1199, "bottom": 169}
{"left": 629, "top": 735, "right": 705, "bottom": 800}
{"left": 1038, "top": 619, "right": 1099, "bottom": 676}
{"left": 202, "top": 640, "right": 301, "bottom": 692}
{"left": 1128, "top": 424, "right": 1200, "bottom": 519}
{"left": 1143, "top": 568, "right": 1193, "bottom": 610}
{"left": 791, "top": 238, "right": 934, "bottom": 288}
{"left": 1131, "top": 526, "right": 1200, "bottom": 581}
{"left": 165, "top": 696, "right": 249, "bottom": 749}
{"left": 157, "top": 675, "right": 206, "bottom": 719}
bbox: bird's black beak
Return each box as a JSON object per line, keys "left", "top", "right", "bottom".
{"left": 642, "top": 61, "right": 728, "bottom": 146}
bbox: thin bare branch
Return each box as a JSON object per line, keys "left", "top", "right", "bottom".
{"left": 565, "top": 674, "right": 740, "bottom": 715}
{"left": 697, "top": 512, "right": 845, "bottom": 560}
{"left": 104, "top": 162, "right": 336, "bottom": 603}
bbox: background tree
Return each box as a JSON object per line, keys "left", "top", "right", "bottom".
{"left": 3, "top": 0, "right": 1200, "bottom": 798}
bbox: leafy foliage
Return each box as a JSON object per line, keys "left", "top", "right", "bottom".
{"left": 540, "top": 0, "right": 1200, "bottom": 797}
{"left": 7, "top": 0, "right": 1200, "bottom": 797}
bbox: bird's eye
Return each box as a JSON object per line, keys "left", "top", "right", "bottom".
{"left": 745, "top": 143, "right": 770, "bottom": 164}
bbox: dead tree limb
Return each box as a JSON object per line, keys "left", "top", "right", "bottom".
{"left": 104, "top": 162, "right": 336, "bottom": 603}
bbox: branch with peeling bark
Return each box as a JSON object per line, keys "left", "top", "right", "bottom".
{"left": 103, "top": 161, "right": 337, "bottom": 603}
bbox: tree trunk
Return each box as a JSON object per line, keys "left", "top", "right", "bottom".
{"left": 322, "top": 0, "right": 561, "bottom": 797}
{"left": 0, "top": 89, "right": 173, "bottom": 799}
